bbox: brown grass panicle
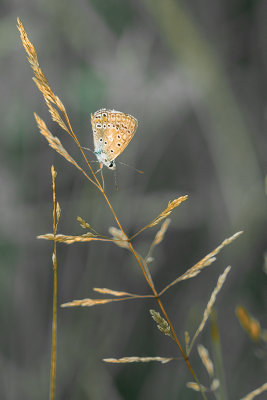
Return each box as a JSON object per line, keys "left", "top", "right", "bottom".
{"left": 236, "top": 305, "right": 261, "bottom": 342}
{"left": 18, "top": 17, "right": 247, "bottom": 400}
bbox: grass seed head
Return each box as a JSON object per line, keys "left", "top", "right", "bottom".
{"left": 197, "top": 344, "right": 214, "bottom": 377}
{"left": 236, "top": 306, "right": 261, "bottom": 341}
{"left": 150, "top": 309, "right": 174, "bottom": 339}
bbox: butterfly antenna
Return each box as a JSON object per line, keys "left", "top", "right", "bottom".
{"left": 100, "top": 165, "right": 105, "bottom": 191}
{"left": 81, "top": 146, "right": 95, "bottom": 154}
{"left": 81, "top": 147, "right": 101, "bottom": 169}
{"left": 117, "top": 161, "right": 144, "bottom": 174}
{"left": 114, "top": 169, "right": 119, "bottom": 191}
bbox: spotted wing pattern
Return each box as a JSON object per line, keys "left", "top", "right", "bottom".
{"left": 91, "top": 109, "right": 138, "bottom": 166}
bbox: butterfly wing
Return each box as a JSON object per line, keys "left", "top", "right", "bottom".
{"left": 91, "top": 109, "right": 138, "bottom": 165}
{"left": 103, "top": 112, "right": 138, "bottom": 162}
{"left": 91, "top": 110, "right": 105, "bottom": 154}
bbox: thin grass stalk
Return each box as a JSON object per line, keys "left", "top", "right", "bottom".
{"left": 141, "top": 258, "right": 155, "bottom": 290}
{"left": 210, "top": 309, "right": 228, "bottom": 400}
{"left": 50, "top": 166, "right": 57, "bottom": 400}
{"left": 154, "top": 295, "right": 207, "bottom": 399}
{"left": 188, "top": 266, "right": 231, "bottom": 354}
{"left": 241, "top": 383, "right": 267, "bottom": 400}
{"left": 62, "top": 293, "right": 155, "bottom": 307}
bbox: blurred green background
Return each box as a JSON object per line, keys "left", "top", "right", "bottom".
{"left": 1, "top": 0, "right": 267, "bottom": 399}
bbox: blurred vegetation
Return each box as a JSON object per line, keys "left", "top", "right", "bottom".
{"left": 1, "top": 0, "right": 267, "bottom": 399}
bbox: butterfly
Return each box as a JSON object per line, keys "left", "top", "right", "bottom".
{"left": 91, "top": 109, "right": 138, "bottom": 170}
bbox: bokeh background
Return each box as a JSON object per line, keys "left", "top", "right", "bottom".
{"left": 1, "top": 0, "right": 267, "bottom": 399}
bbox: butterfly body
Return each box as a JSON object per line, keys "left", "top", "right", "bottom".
{"left": 91, "top": 109, "right": 138, "bottom": 170}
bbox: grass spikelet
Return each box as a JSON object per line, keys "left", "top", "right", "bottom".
{"left": 197, "top": 344, "right": 214, "bottom": 377}
{"left": 93, "top": 288, "right": 139, "bottom": 297}
{"left": 186, "top": 382, "right": 207, "bottom": 392}
{"left": 109, "top": 227, "right": 130, "bottom": 249}
{"left": 17, "top": 19, "right": 68, "bottom": 132}
{"left": 34, "top": 113, "right": 98, "bottom": 188}
{"left": 44, "top": 98, "right": 68, "bottom": 132}
{"left": 103, "top": 356, "right": 174, "bottom": 364}
{"left": 189, "top": 266, "right": 231, "bottom": 353}
{"left": 185, "top": 331, "right": 190, "bottom": 355}
{"left": 61, "top": 298, "right": 119, "bottom": 307}
{"left": 210, "top": 379, "right": 220, "bottom": 391}
{"left": 150, "top": 309, "right": 174, "bottom": 340}
{"left": 17, "top": 17, "right": 73, "bottom": 141}
{"left": 145, "top": 218, "right": 171, "bottom": 263}
{"left": 153, "top": 218, "right": 171, "bottom": 246}
{"left": 150, "top": 196, "right": 188, "bottom": 226}
{"left": 77, "top": 216, "right": 94, "bottom": 231}
{"left": 56, "top": 202, "right": 61, "bottom": 224}
{"left": 61, "top": 295, "right": 148, "bottom": 307}
{"left": 241, "top": 383, "right": 267, "bottom": 400}
{"left": 160, "top": 232, "right": 242, "bottom": 295}
{"left": 236, "top": 306, "right": 261, "bottom": 341}
{"left": 131, "top": 196, "right": 188, "bottom": 239}
{"left": 34, "top": 114, "right": 79, "bottom": 168}
{"left": 61, "top": 291, "right": 154, "bottom": 307}
{"left": 37, "top": 233, "right": 110, "bottom": 244}
{"left": 17, "top": 18, "right": 54, "bottom": 102}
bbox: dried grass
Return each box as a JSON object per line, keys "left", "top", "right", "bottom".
{"left": 131, "top": 196, "right": 187, "bottom": 239}
{"left": 103, "top": 356, "right": 174, "bottom": 364}
{"left": 77, "top": 216, "right": 98, "bottom": 235}
{"left": 150, "top": 309, "right": 174, "bottom": 340}
{"left": 17, "top": 18, "right": 100, "bottom": 189}
{"left": 236, "top": 306, "right": 261, "bottom": 341}
{"left": 37, "top": 233, "right": 108, "bottom": 244}
{"left": 93, "top": 288, "right": 138, "bottom": 297}
{"left": 50, "top": 166, "right": 58, "bottom": 400}
{"left": 108, "top": 227, "right": 130, "bottom": 249}
{"left": 61, "top": 289, "right": 153, "bottom": 308}
{"left": 210, "top": 379, "right": 220, "bottom": 391}
{"left": 241, "top": 383, "right": 267, "bottom": 400}
{"left": 186, "top": 382, "right": 208, "bottom": 392}
{"left": 62, "top": 298, "right": 120, "bottom": 307}
{"left": 160, "top": 232, "right": 242, "bottom": 295}
{"left": 197, "top": 345, "right": 214, "bottom": 377}
{"left": 61, "top": 293, "right": 153, "bottom": 308}
{"left": 145, "top": 218, "right": 171, "bottom": 263}
{"left": 188, "top": 266, "right": 231, "bottom": 353}
{"left": 34, "top": 114, "right": 79, "bottom": 167}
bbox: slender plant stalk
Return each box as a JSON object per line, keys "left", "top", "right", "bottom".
{"left": 50, "top": 166, "right": 58, "bottom": 400}
{"left": 210, "top": 309, "right": 228, "bottom": 400}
